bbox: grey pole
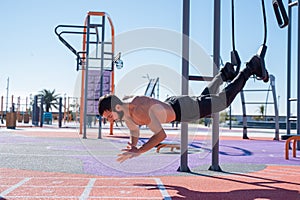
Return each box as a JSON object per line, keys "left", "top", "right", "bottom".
{"left": 98, "top": 16, "right": 106, "bottom": 139}
{"left": 83, "top": 16, "right": 91, "bottom": 139}
{"left": 270, "top": 75, "right": 279, "bottom": 140}
{"left": 297, "top": 1, "right": 300, "bottom": 149}
{"left": 286, "top": 0, "right": 292, "bottom": 135}
{"left": 5, "top": 77, "right": 9, "bottom": 113}
{"left": 240, "top": 90, "right": 248, "bottom": 139}
{"left": 297, "top": 1, "right": 300, "bottom": 132}
{"left": 178, "top": 0, "right": 190, "bottom": 172}
{"left": 58, "top": 97, "right": 62, "bottom": 128}
{"left": 39, "top": 96, "right": 44, "bottom": 127}
{"left": 209, "top": 0, "right": 222, "bottom": 172}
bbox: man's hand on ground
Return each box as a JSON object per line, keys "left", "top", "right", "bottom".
{"left": 117, "top": 146, "right": 141, "bottom": 163}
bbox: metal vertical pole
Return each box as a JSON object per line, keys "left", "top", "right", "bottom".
{"left": 270, "top": 75, "right": 279, "bottom": 140}
{"left": 1, "top": 96, "right": 3, "bottom": 124}
{"left": 99, "top": 16, "right": 106, "bottom": 139}
{"left": 178, "top": 0, "right": 190, "bottom": 172}
{"left": 209, "top": 0, "right": 222, "bottom": 172}
{"left": 240, "top": 91, "right": 248, "bottom": 139}
{"left": 40, "top": 96, "right": 44, "bottom": 127}
{"left": 6, "top": 77, "right": 9, "bottom": 113}
{"left": 83, "top": 16, "right": 91, "bottom": 139}
{"left": 297, "top": 1, "right": 300, "bottom": 149}
{"left": 58, "top": 97, "right": 62, "bottom": 128}
{"left": 287, "top": 0, "right": 292, "bottom": 135}
{"left": 32, "top": 96, "right": 38, "bottom": 126}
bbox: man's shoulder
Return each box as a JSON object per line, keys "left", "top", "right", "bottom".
{"left": 131, "top": 96, "right": 150, "bottom": 103}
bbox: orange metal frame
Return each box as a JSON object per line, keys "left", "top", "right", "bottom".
{"left": 285, "top": 135, "right": 300, "bottom": 159}
{"left": 79, "top": 12, "right": 115, "bottom": 135}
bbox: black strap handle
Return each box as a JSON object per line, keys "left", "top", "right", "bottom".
{"left": 231, "top": 50, "right": 241, "bottom": 76}
{"left": 272, "top": 0, "right": 289, "bottom": 28}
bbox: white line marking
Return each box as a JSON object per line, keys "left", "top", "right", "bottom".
{"left": 0, "top": 177, "right": 31, "bottom": 196}
{"left": 1, "top": 185, "right": 153, "bottom": 189}
{"left": 88, "top": 197, "right": 162, "bottom": 199}
{"left": 4, "top": 196, "right": 161, "bottom": 199}
{"left": 1, "top": 177, "right": 170, "bottom": 199}
{"left": 154, "top": 178, "right": 171, "bottom": 200}
{"left": 79, "top": 178, "right": 96, "bottom": 200}
{"left": 4, "top": 196, "right": 79, "bottom": 199}
{"left": 0, "top": 176, "right": 160, "bottom": 181}
{"left": 0, "top": 152, "right": 86, "bottom": 157}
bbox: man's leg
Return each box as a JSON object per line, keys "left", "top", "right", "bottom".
{"left": 198, "top": 56, "right": 269, "bottom": 118}
{"left": 200, "top": 62, "right": 236, "bottom": 96}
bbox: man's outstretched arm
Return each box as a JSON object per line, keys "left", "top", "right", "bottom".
{"left": 125, "top": 119, "right": 140, "bottom": 147}
{"left": 117, "top": 111, "right": 167, "bottom": 163}
{"left": 117, "top": 129, "right": 166, "bottom": 163}
{"left": 137, "top": 129, "right": 166, "bottom": 153}
{"left": 134, "top": 109, "right": 166, "bottom": 153}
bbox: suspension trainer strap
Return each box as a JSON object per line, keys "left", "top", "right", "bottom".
{"left": 230, "top": 0, "right": 241, "bottom": 76}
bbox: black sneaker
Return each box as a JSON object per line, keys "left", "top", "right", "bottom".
{"left": 220, "top": 62, "right": 237, "bottom": 81}
{"left": 246, "top": 55, "right": 269, "bottom": 82}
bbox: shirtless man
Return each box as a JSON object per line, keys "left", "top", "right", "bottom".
{"left": 98, "top": 55, "right": 269, "bottom": 163}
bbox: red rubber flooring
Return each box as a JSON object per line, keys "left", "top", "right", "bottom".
{"left": 1, "top": 165, "right": 300, "bottom": 199}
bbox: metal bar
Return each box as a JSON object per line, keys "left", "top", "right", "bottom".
{"left": 55, "top": 24, "right": 87, "bottom": 29}
{"left": 89, "top": 23, "right": 104, "bottom": 28}
{"left": 243, "top": 102, "right": 275, "bottom": 104}
{"left": 98, "top": 16, "right": 106, "bottom": 139}
{"left": 209, "top": 0, "right": 222, "bottom": 172}
{"left": 242, "top": 89, "right": 272, "bottom": 92}
{"left": 39, "top": 96, "right": 44, "bottom": 127}
{"left": 89, "top": 41, "right": 112, "bottom": 45}
{"left": 240, "top": 91, "right": 248, "bottom": 139}
{"left": 270, "top": 75, "right": 279, "bottom": 140}
{"left": 178, "top": 0, "right": 190, "bottom": 173}
{"left": 79, "top": 19, "right": 88, "bottom": 135}
{"left": 89, "top": 57, "right": 111, "bottom": 60}
{"left": 54, "top": 25, "right": 87, "bottom": 36}
{"left": 297, "top": 0, "right": 300, "bottom": 143}
{"left": 59, "top": 31, "right": 89, "bottom": 35}
{"left": 106, "top": 12, "right": 116, "bottom": 135}
{"left": 287, "top": 0, "right": 292, "bottom": 135}
{"left": 289, "top": 117, "right": 297, "bottom": 121}
{"left": 289, "top": 1, "right": 298, "bottom": 7}
{"left": 188, "top": 75, "right": 213, "bottom": 81}
{"left": 83, "top": 16, "right": 91, "bottom": 139}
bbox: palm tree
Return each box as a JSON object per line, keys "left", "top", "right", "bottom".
{"left": 39, "top": 89, "right": 60, "bottom": 112}
{"left": 257, "top": 105, "right": 265, "bottom": 120}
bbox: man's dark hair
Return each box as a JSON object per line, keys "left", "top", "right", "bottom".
{"left": 98, "top": 94, "right": 123, "bottom": 116}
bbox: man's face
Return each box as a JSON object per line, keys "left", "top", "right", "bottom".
{"left": 102, "top": 110, "right": 119, "bottom": 123}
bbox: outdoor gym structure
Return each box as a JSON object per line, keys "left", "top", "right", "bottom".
{"left": 55, "top": 12, "right": 122, "bottom": 139}
{"left": 179, "top": 0, "right": 289, "bottom": 172}
{"left": 55, "top": 1, "right": 292, "bottom": 172}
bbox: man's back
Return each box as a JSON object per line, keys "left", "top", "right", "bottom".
{"left": 128, "top": 96, "right": 176, "bottom": 125}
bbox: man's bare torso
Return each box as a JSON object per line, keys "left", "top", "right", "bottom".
{"left": 127, "top": 96, "right": 176, "bottom": 125}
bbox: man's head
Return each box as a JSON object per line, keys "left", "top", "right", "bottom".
{"left": 98, "top": 94, "right": 124, "bottom": 122}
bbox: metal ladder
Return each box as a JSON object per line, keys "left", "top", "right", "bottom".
{"left": 240, "top": 74, "right": 279, "bottom": 140}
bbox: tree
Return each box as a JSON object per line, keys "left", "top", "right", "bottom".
{"left": 39, "top": 89, "right": 60, "bottom": 112}
{"left": 254, "top": 104, "right": 265, "bottom": 121}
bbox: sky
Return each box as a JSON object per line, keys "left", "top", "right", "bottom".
{"left": 0, "top": 0, "right": 298, "bottom": 116}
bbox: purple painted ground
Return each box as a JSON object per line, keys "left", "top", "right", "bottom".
{"left": 76, "top": 138, "right": 300, "bottom": 176}
{"left": 0, "top": 131, "right": 299, "bottom": 177}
